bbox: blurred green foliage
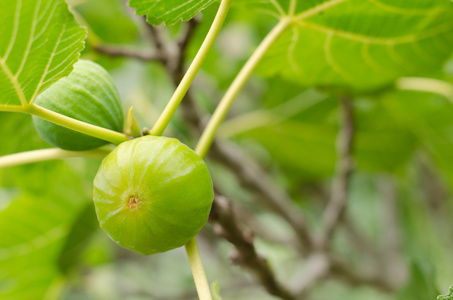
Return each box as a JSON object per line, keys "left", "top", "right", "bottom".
{"left": 2, "top": 0, "right": 453, "bottom": 299}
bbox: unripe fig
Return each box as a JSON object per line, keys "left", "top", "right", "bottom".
{"left": 93, "top": 136, "right": 214, "bottom": 255}
{"left": 33, "top": 60, "right": 124, "bottom": 150}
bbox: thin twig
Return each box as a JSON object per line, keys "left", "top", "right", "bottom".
{"left": 176, "top": 18, "right": 200, "bottom": 73}
{"left": 210, "top": 195, "right": 297, "bottom": 300}
{"left": 289, "top": 252, "right": 330, "bottom": 296}
{"left": 233, "top": 203, "right": 298, "bottom": 247}
{"left": 317, "top": 96, "right": 355, "bottom": 249}
{"left": 144, "top": 22, "right": 170, "bottom": 66}
{"left": 342, "top": 217, "right": 381, "bottom": 260}
{"left": 377, "top": 176, "right": 407, "bottom": 288}
{"left": 93, "top": 44, "right": 163, "bottom": 61}
{"left": 328, "top": 258, "right": 394, "bottom": 292}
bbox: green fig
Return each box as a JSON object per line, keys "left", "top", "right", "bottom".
{"left": 93, "top": 135, "right": 214, "bottom": 255}
{"left": 33, "top": 60, "right": 124, "bottom": 150}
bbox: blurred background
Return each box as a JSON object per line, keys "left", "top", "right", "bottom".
{"left": 1, "top": 0, "right": 453, "bottom": 299}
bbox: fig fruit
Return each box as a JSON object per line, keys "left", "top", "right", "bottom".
{"left": 93, "top": 135, "right": 214, "bottom": 255}
{"left": 33, "top": 60, "right": 124, "bottom": 150}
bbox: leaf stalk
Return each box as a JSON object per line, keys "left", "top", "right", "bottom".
{"left": 195, "top": 18, "right": 292, "bottom": 159}
{"left": 0, "top": 147, "right": 111, "bottom": 169}
{"left": 150, "top": 0, "right": 233, "bottom": 136}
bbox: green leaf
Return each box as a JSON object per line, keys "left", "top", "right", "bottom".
{"left": 438, "top": 286, "right": 453, "bottom": 300}
{"left": 231, "top": 0, "right": 289, "bottom": 18}
{"left": 0, "top": 0, "right": 86, "bottom": 106}
{"left": 0, "top": 174, "right": 89, "bottom": 300}
{"left": 129, "top": 0, "right": 218, "bottom": 26}
{"left": 250, "top": 0, "right": 453, "bottom": 92}
{"left": 57, "top": 203, "right": 99, "bottom": 274}
{"left": 71, "top": 0, "right": 139, "bottom": 44}
{"left": 382, "top": 90, "right": 453, "bottom": 186}
{"left": 396, "top": 262, "right": 439, "bottom": 300}
{"left": 0, "top": 113, "right": 95, "bottom": 299}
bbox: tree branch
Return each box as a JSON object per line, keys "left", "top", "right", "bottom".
{"left": 210, "top": 194, "right": 297, "bottom": 300}
{"left": 232, "top": 202, "right": 298, "bottom": 247}
{"left": 317, "top": 96, "right": 355, "bottom": 249}
{"left": 289, "top": 252, "right": 330, "bottom": 296}
{"left": 328, "top": 257, "right": 394, "bottom": 292}
{"left": 93, "top": 44, "right": 163, "bottom": 62}
{"left": 377, "top": 176, "right": 407, "bottom": 288}
{"left": 144, "top": 22, "right": 169, "bottom": 65}
{"left": 176, "top": 18, "right": 200, "bottom": 74}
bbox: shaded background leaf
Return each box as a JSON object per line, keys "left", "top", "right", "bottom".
{"left": 70, "top": 0, "right": 139, "bottom": 44}
{"left": 0, "top": 113, "right": 100, "bottom": 299}
{"left": 231, "top": 94, "right": 416, "bottom": 179}
{"left": 382, "top": 90, "right": 453, "bottom": 187}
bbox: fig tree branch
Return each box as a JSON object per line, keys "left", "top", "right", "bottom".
{"left": 176, "top": 18, "right": 200, "bottom": 73}
{"left": 210, "top": 194, "right": 297, "bottom": 300}
{"left": 232, "top": 201, "right": 298, "bottom": 247}
{"left": 93, "top": 44, "right": 163, "bottom": 62}
{"left": 317, "top": 96, "right": 355, "bottom": 249}
{"left": 328, "top": 258, "right": 395, "bottom": 292}
{"left": 290, "top": 252, "right": 330, "bottom": 296}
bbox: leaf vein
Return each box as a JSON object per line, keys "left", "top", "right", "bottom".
{"left": 367, "top": 0, "right": 442, "bottom": 15}
{"left": 296, "top": 20, "right": 453, "bottom": 45}
{"left": 14, "top": 0, "right": 43, "bottom": 78}
{"left": 2, "top": 0, "right": 22, "bottom": 62}
{"left": 30, "top": 24, "right": 67, "bottom": 103}
{"left": 294, "top": 0, "right": 349, "bottom": 21}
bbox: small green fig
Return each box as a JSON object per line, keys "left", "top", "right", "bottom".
{"left": 33, "top": 60, "right": 124, "bottom": 150}
{"left": 93, "top": 135, "right": 214, "bottom": 255}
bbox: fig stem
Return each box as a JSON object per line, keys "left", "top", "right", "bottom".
{"left": 185, "top": 237, "right": 213, "bottom": 300}
{"left": 149, "top": 0, "right": 233, "bottom": 136}
{"left": 0, "top": 147, "right": 111, "bottom": 169}
{"left": 25, "top": 103, "right": 131, "bottom": 145}
{"left": 195, "top": 18, "right": 292, "bottom": 159}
